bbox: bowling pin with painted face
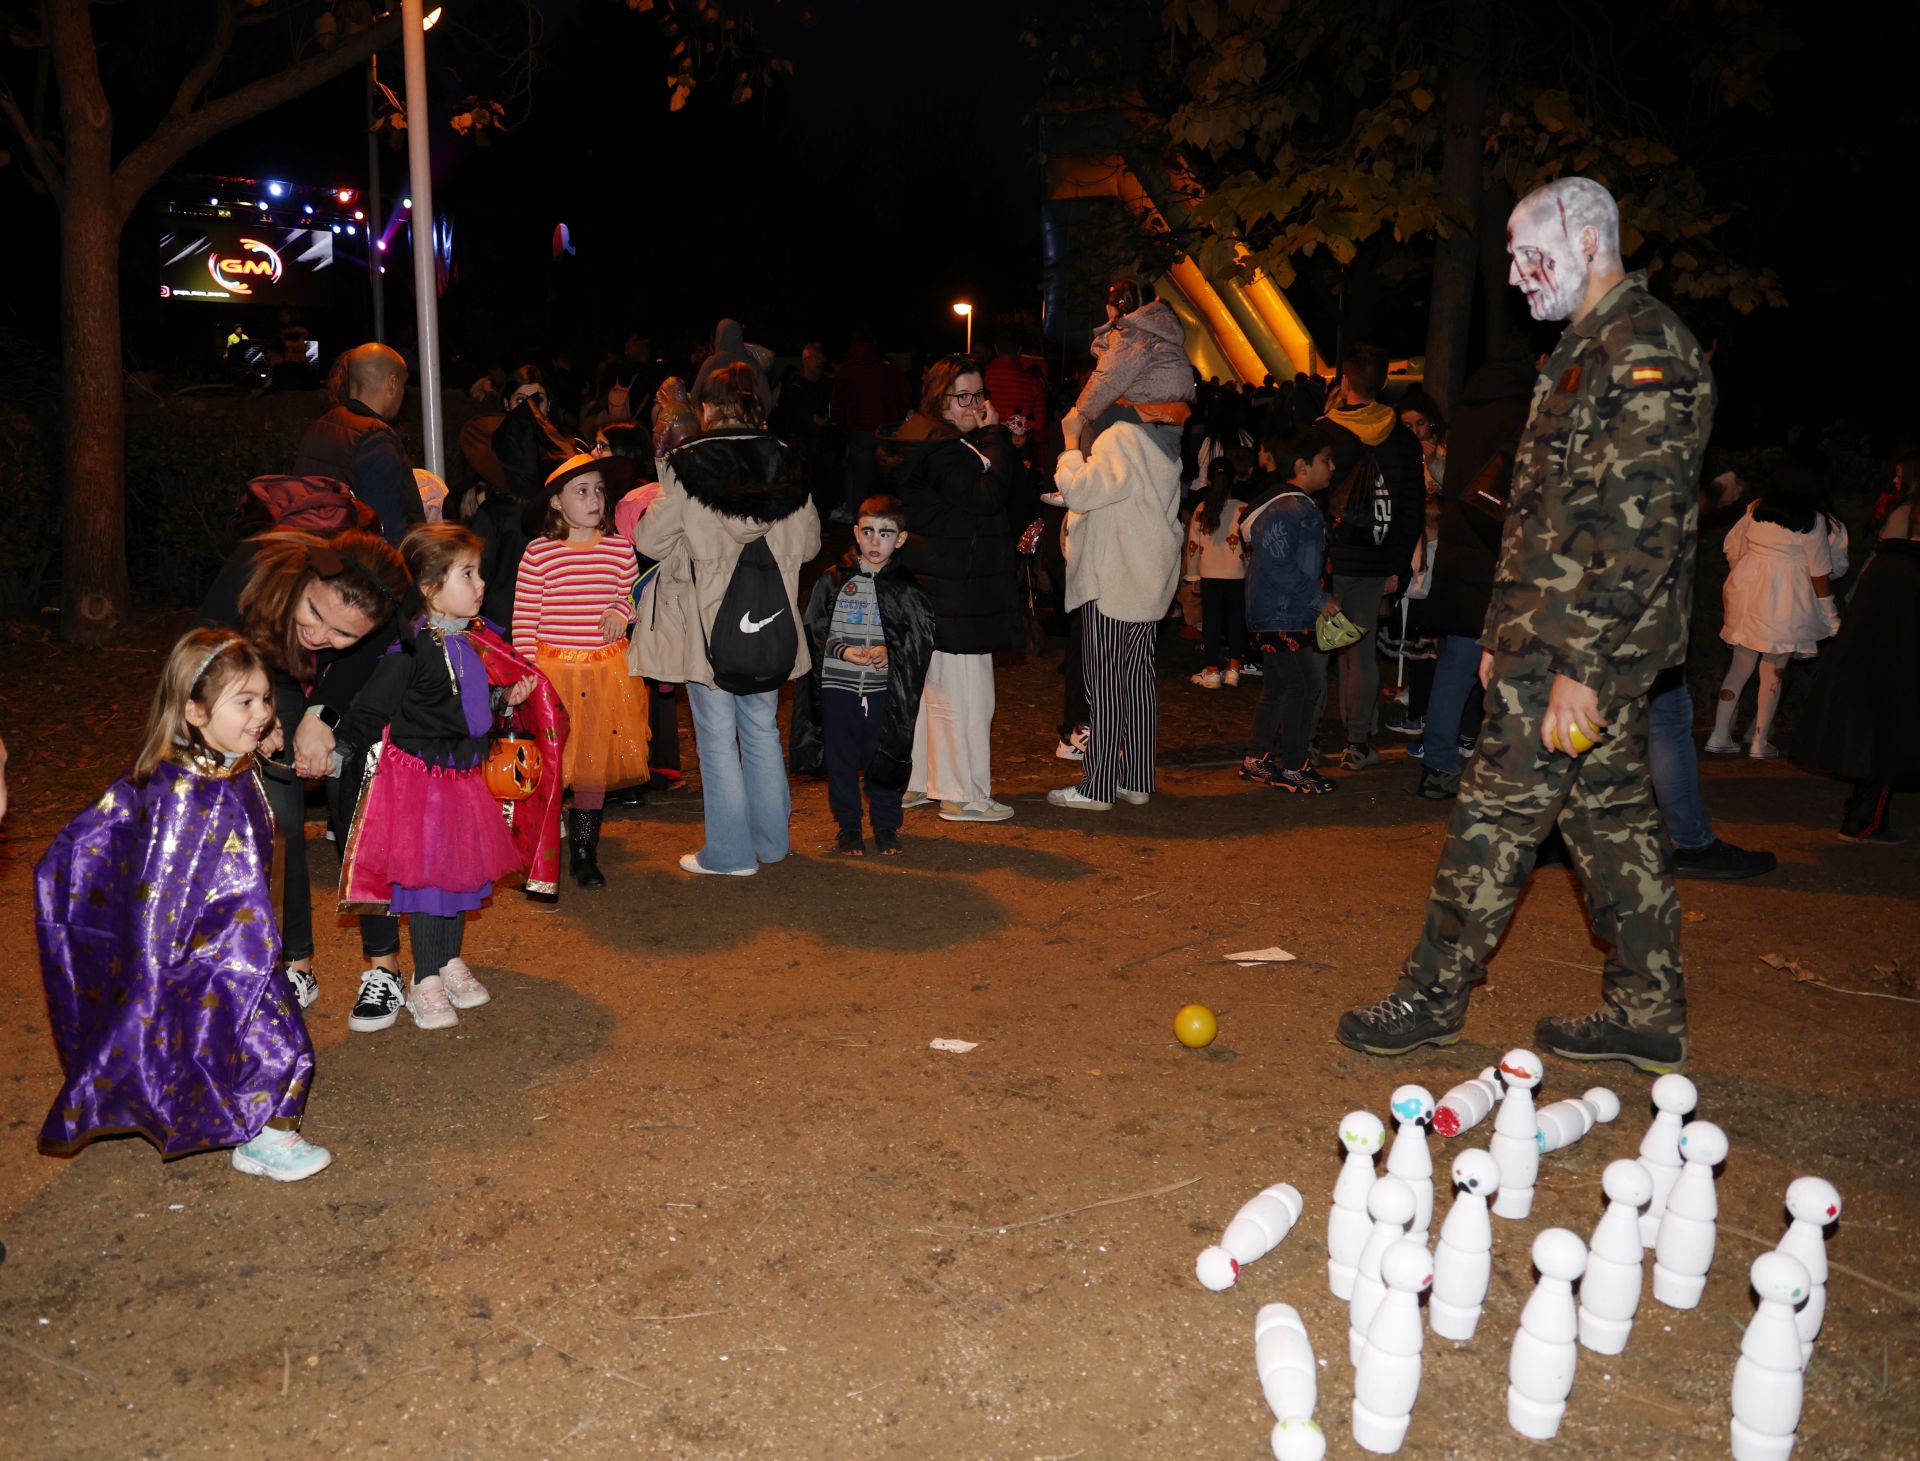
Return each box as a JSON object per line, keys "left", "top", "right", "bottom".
{"left": 1255, "top": 1304, "right": 1327, "bottom": 1461}
{"left": 1432, "top": 1067, "right": 1501, "bottom": 1139}
{"left": 1637, "top": 1072, "right": 1699, "bottom": 1248}
{"left": 1385, "top": 1085, "right": 1436, "bottom": 1246}
{"left": 1329, "top": 1112, "right": 1386, "bottom": 1301}
{"left": 1429, "top": 1149, "right": 1499, "bottom": 1342}
{"left": 1653, "top": 1119, "right": 1728, "bottom": 1309}
{"left": 1776, "top": 1176, "right": 1841, "bottom": 1369}
{"left": 1731, "top": 1251, "right": 1813, "bottom": 1461}
{"left": 1489, "top": 1049, "right": 1544, "bottom": 1220}
{"left": 1579, "top": 1159, "right": 1653, "bottom": 1355}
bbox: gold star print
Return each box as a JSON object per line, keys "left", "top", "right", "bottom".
{"left": 136, "top": 882, "right": 155, "bottom": 901}
{"left": 188, "top": 931, "right": 211, "bottom": 953}
{"left": 109, "top": 956, "right": 122, "bottom": 975}
{"left": 98, "top": 790, "right": 119, "bottom": 812}
{"left": 234, "top": 906, "right": 255, "bottom": 925}
{"left": 222, "top": 832, "right": 245, "bottom": 855}
{"left": 63, "top": 1106, "right": 81, "bottom": 1123}
{"left": 200, "top": 991, "right": 219, "bottom": 1011}
{"left": 172, "top": 780, "right": 192, "bottom": 800}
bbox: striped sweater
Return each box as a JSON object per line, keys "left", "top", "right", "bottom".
{"left": 511, "top": 534, "right": 639, "bottom": 657}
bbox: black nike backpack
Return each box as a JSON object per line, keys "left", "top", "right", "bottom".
{"left": 700, "top": 537, "right": 799, "bottom": 695}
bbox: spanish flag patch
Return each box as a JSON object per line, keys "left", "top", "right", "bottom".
{"left": 1630, "top": 365, "right": 1665, "bottom": 384}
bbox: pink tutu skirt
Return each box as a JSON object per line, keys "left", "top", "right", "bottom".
{"left": 341, "top": 741, "right": 523, "bottom": 915}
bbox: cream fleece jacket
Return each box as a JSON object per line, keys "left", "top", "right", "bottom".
{"left": 1055, "top": 422, "right": 1184, "bottom": 623}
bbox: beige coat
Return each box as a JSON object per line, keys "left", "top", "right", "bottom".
{"left": 628, "top": 433, "right": 822, "bottom": 688}
{"left": 1056, "top": 421, "right": 1184, "bottom": 623}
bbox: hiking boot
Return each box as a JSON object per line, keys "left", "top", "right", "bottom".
{"left": 348, "top": 967, "right": 405, "bottom": 1033}
{"left": 1045, "top": 786, "right": 1111, "bottom": 812}
{"left": 834, "top": 826, "right": 866, "bottom": 857}
{"left": 1239, "top": 755, "right": 1283, "bottom": 787}
{"left": 1671, "top": 838, "right": 1776, "bottom": 881}
{"left": 1339, "top": 742, "right": 1381, "bottom": 771}
{"left": 1275, "top": 765, "right": 1336, "bottom": 795}
{"left": 438, "top": 958, "right": 491, "bottom": 1010}
{"left": 283, "top": 962, "right": 319, "bottom": 1010}
{"left": 1535, "top": 1009, "right": 1688, "bottom": 1074}
{"left": 570, "top": 808, "right": 607, "bottom": 890}
{"left": 231, "top": 1128, "right": 333, "bottom": 1182}
{"left": 874, "top": 828, "right": 903, "bottom": 855}
{"left": 406, "top": 975, "right": 459, "bottom": 1031}
{"left": 1417, "top": 768, "right": 1461, "bottom": 800}
{"left": 1336, "top": 990, "right": 1466, "bottom": 1056}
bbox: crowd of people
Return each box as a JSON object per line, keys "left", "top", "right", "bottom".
{"left": 28, "top": 178, "right": 1920, "bottom": 1187}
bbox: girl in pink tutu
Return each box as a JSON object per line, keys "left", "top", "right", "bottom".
{"left": 337, "top": 524, "right": 545, "bottom": 1031}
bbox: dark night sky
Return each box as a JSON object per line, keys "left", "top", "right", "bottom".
{"left": 3, "top": 2, "right": 1914, "bottom": 446}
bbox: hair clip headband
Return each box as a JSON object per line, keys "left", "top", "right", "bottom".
{"left": 190, "top": 638, "right": 231, "bottom": 687}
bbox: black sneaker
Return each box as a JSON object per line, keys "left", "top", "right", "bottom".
{"left": 1416, "top": 768, "right": 1460, "bottom": 800}
{"left": 834, "top": 827, "right": 866, "bottom": 857}
{"left": 874, "top": 828, "right": 903, "bottom": 855}
{"left": 1671, "top": 838, "right": 1776, "bottom": 881}
{"left": 348, "top": 967, "right": 405, "bottom": 1033}
{"left": 1458, "top": 734, "right": 1477, "bottom": 760}
{"left": 1535, "top": 1009, "right": 1688, "bottom": 1073}
{"left": 1275, "top": 764, "right": 1335, "bottom": 795}
{"left": 1239, "top": 754, "right": 1284, "bottom": 787}
{"left": 1336, "top": 990, "right": 1466, "bottom": 1056}
{"left": 1838, "top": 824, "right": 1906, "bottom": 846}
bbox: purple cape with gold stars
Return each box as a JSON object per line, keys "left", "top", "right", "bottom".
{"left": 35, "top": 757, "right": 315, "bottom": 1157}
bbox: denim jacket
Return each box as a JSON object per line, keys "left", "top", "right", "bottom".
{"left": 1244, "top": 490, "right": 1327, "bottom": 632}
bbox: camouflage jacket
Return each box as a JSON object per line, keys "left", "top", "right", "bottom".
{"left": 1482, "top": 272, "right": 1714, "bottom": 706}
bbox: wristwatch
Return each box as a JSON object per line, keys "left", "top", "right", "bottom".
{"left": 305, "top": 704, "right": 342, "bottom": 730}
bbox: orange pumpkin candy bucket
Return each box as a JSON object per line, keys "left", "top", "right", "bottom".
{"left": 483, "top": 730, "right": 544, "bottom": 802}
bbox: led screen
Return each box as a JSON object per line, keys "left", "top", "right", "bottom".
{"left": 159, "top": 222, "right": 337, "bottom": 305}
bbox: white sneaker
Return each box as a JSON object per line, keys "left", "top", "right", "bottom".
{"left": 1054, "top": 725, "right": 1089, "bottom": 761}
{"left": 901, "top": 790, "right": 934, "bottom": 810}
{"left": 1115, "top": 788, "right": 1151, "bottom": 806}
{"left": 1704, "top": 735, "right": 1741, "bottom": 755}
{"left": 1191, "top": 667, "right": 1223, "bottom": 689}
{"left": 406, "top": 975, "right": 459, "bottom": 1030}
{"left": 438, "top": 958, "right": 491, "bottom": 1009}
{"left": 1222, "top": 664, "right": 1241, "bottom": 687}
{"left": 679, "top": 852, "right": 755, "bottom": 876}
{"left": 1047, "top": 786, "right": 1112, "bottom": 811}
{"left": 938, "top": 799, "right": 1015, "bottom": 823}
{"left": 283, "top": 963, "right": 319, "bottom": 1010}
{"left": 231, "top": 1128, "right": 333, "bottom": 1182}
{"left": 1749, "top": 740, "right": 1782, "bottom": 761}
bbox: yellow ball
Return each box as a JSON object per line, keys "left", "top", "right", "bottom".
{"left": 1564, "top": 724, "right": 1598, "bottom": 754}
{"left": 1174, "top": 1004, "right": 1218, "bottom": 1048}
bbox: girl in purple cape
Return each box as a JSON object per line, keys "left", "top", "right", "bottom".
{"left": 36, "top": 628, "right": 332, "bottom": 1181}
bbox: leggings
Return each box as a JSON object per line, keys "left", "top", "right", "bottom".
{"left": 1713, "top": 646, "right": 1789, "bottom": 746}
{"left": 409, "top": 912, "right": 466, "bottom": 982}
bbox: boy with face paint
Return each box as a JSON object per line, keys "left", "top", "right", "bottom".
{"left": 1337, "top": 176, "right": 1713, "bottom": 1074}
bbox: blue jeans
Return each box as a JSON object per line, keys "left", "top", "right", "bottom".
{"left": 1648, "top": 677, "right": 1712, "bottom": 850}
{"left": 686, "top": 682, "right": 791, "bottom": 872}
{"left": 1419, "top": 635, "right": 1484, "bottom": 775}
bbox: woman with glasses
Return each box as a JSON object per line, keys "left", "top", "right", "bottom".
{"left": 880, "top": 356, "right": 1023, "bottom": 823}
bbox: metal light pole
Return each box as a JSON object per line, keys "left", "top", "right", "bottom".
{"left": 400, "top": 0, "right": 443, "bottom": 475}
{"left": 365, "top": 54, "right": 386, "bottom": 342}
{"left": 953, "top": 301, "right": 973, "bottom": 354}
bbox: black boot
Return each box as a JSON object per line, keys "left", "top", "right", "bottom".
{"left": 570, "top": 808, "right": 607, "bottom": 890}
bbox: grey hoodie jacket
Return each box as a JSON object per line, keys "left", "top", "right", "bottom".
{"left": 1071, "top": 299, "right": 1195, "bottom": 423}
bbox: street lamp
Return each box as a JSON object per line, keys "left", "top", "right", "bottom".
{"left": 953, "top": 301, "right": 973, "bottom": 354}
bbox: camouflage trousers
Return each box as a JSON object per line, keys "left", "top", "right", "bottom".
{"left": 1397, "top": 661, "right": 1686, "bottom": 1036}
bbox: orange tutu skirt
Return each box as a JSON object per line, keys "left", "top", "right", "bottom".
{"left": 536, "top": 642, "right": 650, "bottom": 793}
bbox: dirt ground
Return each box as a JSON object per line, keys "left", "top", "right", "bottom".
{"left": 0, "top": 613, "right": 1915, "bottom": 1461}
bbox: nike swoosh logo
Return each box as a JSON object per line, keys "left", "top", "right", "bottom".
{"left": 739, "top": 609, "right": 785, "bottom": 634}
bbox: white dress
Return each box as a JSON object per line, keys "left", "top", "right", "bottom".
{"left": 1720, "top": 506, "right": 1834, "bottom": 657}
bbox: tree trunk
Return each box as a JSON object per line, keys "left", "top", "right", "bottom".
{"left": 1421, "top": 0, "right": 1492, "bottom": 420}
{"left": 1479, "top": 173, "right": 1522, "bottom": 364}
{"left": 48, "top": 0, "right": 130, "bottom": 641}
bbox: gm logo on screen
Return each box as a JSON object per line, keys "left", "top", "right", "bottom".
{"left": 207, "top": 238, "right": 285, "bottom": 296}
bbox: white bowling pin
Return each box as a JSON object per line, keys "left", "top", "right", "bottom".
{"left": 1349, "top": 1176, "right": 1415, "bottom": 1366}
{"left": 1490, "top": 1049, "right": 1544, "bottom": 1220}
{"left": 1200, "top": 1182, "right": 1305, "bottom": 1290}
{"left": 1731, "top": 1251, "right": 1812, "bottom": 1461}
{"left": 1329, "top": 1112, "right": 1386, "bottom": 1300}
{"left": 1637, "top": 1072, "right": 1698, "bottom": 1247}
{"left": 1535, "top": 1087, "right": 1621, "bottom": 1155}
{"left": 1430, "top": 1149, "right": 1499, "bottom": 1341}
{"left": 1255, "top": 1304, "right": 1326, "bottom": 1461}
{"left": 1579, "top": 1159, "right": 1653, "bottom": 1355}
{"left": 1352, "top": 1240, "right": 1432, "bottom": 1455}
{"left": 1507, "top": 1228, "right": 1588, "bottom": 1441}
{"left": 1654, "top": 1119, "right": 1728, "bottom": 1309}
{"left": 1776, "top": 1176, "right": 1841, "bottom": 1369}
{"left": 1432, "top": 1067, "right": 1500, "bottom": 1139}
{"left": 1386, "top": 1085, "right": 1436, "bottom": 1245}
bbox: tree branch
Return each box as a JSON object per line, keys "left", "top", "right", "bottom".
{"left": 112, "top": 12, "right": 404, "bottom": 225}
{"left": 0, "top": 79, "right": 65, "bottom": 207}
{"left": 167, "top": 1, "right": 236, "bottom": 120}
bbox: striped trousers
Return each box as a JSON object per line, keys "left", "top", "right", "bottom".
{"left": 1079, "top": 602, "right": 1159, "bottom": 802}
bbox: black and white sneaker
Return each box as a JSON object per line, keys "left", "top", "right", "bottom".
{"left": 348, "top": 967, "right": 405, "bottom": 1032}
{"left": 283, "top": 964, "right": 319, "bottom": 1009}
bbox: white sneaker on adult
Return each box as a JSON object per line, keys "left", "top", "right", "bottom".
{"left": 1114, "top": 788, "right": 1151, "bottom": 806}
{"left": 901, "top": 790, "right": 934, "bottom": 810}
{"left": 406, "top": 975, "right": 459, "bottom": 1031}
{"left": 678, "top": 852, "right": 756, "bottom": 876}
{"left": 938, "top": 799, "right": 1015, "bottom": 823}
{"left": 438, "top": 958, "right": 491, "bottom": 1010}
{"left": 1704, "top": 735, "right": 1741, "bottom": 755}
{"left": 1047, "top": 786, "right": 1112, "bottom": 811}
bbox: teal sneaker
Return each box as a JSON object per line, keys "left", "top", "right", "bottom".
{"left": 232, "top": 1128, "right": 333, "bottom": 1182}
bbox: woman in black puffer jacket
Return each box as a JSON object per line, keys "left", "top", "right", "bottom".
{"left": 878, "top": 355, "right": 1023, "bottom": 822}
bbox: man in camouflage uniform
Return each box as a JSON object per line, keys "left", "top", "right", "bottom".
{"left": 1336, "top": 176, "right": 1712, "bottom": 1073}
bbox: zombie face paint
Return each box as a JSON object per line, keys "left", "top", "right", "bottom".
{"left": 1506, "top": 199, "right": 1589, "bottom": 322}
